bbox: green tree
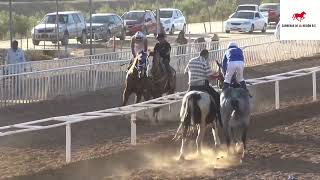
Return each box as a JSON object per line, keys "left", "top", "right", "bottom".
{"left": 96, "top": 5, "right": 114, "bottom": 14}
{"left": 13, "top": 14, "right": 30, "bottom": 36}
{"left": 0, "top": 11, "right": 9, "bottom": 39}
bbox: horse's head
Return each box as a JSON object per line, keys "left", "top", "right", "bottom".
{"left": 146, "top": 50, "right": 161, "bottom": 78}
{"left": 215, "top": 61, "right": 225, "bottom": 89}
{"left": 302, "top": 11, "right": 306, "bottom": 15}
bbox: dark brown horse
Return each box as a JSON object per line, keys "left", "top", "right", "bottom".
{"left": 147, "top": 50, "right": 176, "bottom": 98}
{"left": 122, "top": 53, "right": 152, "bottom": 106}
{"left": 122, "top": 51, "right": 176, "bottom": 106}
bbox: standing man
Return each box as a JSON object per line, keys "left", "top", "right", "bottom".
{"left": 184, "top": 49, "right": 221, "bottom": 120}
{"left": 5, "top": 40, "right": 26, "bottom": 74}
{"left": 176, "top": 30, "right": 188, "bottom": 55}
{"left": 154, "top": 33, "right": 172, "bottom": 76}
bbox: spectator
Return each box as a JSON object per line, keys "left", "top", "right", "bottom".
{"left": 5, "top": 40, "right": 26, "bottom": 74}
{"left": 175, "top": 30, "right": 188, "bottom": 55}
{"left": 194, "top": 37, "right": 206, "bottom": 53}
{"left": 211, "top": 33, "right": 220, "bottom": 50}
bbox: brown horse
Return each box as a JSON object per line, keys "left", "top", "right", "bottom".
{"left": 147, "top": 50, "right": 176, "bottom": 98}
{"left": 122, "top": 53, "right": 152, "bottom": 106}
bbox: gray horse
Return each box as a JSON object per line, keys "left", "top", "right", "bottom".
{"left": 220, "top": 87, "right": 251, "bottom": 157}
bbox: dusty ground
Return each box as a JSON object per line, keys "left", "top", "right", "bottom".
{"left": 0, "top": 54, "right": 320, "bottom": 179}
{"left": 2, "top": 102, "right": 320, "bottom": 180}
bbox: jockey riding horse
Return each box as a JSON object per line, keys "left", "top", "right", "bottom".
{"left": 122, "top": 51, "right": 151, "bottom": 106}
{"left": 147, "top": 50, "right": 176, "bottom": 98}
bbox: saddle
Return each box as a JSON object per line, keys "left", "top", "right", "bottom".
{"left": 230, "top": 75, "right": 241, "bottom": 88}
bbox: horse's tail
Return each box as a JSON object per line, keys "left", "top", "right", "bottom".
{"left": 231, "top": 98, "right": 239, "bottom": 112}
{"left": 174, "top": 93, "right": 201, "bottom": 141}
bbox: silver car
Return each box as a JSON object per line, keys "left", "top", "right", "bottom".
{"left": 87, "top": 13, "right": 126, "bottom": 41}
{"left": 32, "top": 11, "right": 87, "bottom": 45}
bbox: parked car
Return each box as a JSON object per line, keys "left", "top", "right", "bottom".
{"left": 122, "top": 10, "right": 157, "bottom": 36}
{"left": 230, "top": 4, "right": 260, "bottom": 18}
{"left": 87, "top": 13, "right": 125, "bottom": 41}
{"left": 31, "top": 11, "right": 87, "bottom": 45}
{"left": 158, "top": 8, "right": 186, "bottom": 34}
{"left": 259, "top": 3, "right": 280, "bottom": 24}
{"left": 236, "top": 4, "right": 259, "bottom": 11}
{"left": 225, "top": 10, "right": 267, "bottom": 33}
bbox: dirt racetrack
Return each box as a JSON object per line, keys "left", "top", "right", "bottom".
{"left": 1, "top": 54, "right": 320, "bottom": 179}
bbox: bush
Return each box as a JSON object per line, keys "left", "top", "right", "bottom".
{"left": 25, "top": 50, "right": 55, "bottom": 61}
{"left": 0, "top": 11, "right": 45, "bottom": 39}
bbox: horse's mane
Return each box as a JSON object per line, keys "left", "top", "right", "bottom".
{"left": 128, "top": 56, "right": 140, "bottom": 74}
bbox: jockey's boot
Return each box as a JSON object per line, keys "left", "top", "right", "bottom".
{"left": 240, "top": 81, "right": 252, "bottom": 98}
{"left": 223, "top": 82, "right": 230, "bottom": 90}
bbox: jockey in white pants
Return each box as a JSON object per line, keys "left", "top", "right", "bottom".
{"left": 127, "top": 31, "right": 148, "bottom": 70}
{"left": 222, "top": 42, "right": 247, "bottom": 90}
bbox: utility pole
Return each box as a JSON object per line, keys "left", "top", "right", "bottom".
{"left": 56, "top": 0, "right": 60, "bottom": 58}
{"left": 89, "top": 0, "right": 93, "bottom": 56}
{"left": 156, "top": 0, "right": 160, "bottom": 34}
{"left": 9, "top": 0, "right": 13, "bottom": 47}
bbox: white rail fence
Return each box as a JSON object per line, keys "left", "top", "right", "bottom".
{"left": 0, "top": 66, "right": 319, "bottom": 163}
{"left": 0, "top": 35, "right": 275, "bottom": 75}
{"left": 0, "top": 39, "right": 319, "bottom": 108}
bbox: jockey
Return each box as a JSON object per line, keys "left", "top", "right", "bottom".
{"left": 154, "top": 33, "right": 172, "bottom": 76}
{"left": 184, "top": 49, "right": 221, "bottom": 120}
{"left": 222, "top": 42, "right": 248, "bottom": 91}
{"left": 128, "top": 31, "right": 148, "bottom": 70}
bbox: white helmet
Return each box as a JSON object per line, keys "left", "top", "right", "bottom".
{"left": 228, "top": 42, "right": 238, "bottom": 48}
{"left": 135, "top": 31, "right": 145, "bottom": 40}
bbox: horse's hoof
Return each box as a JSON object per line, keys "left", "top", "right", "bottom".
{"left": 241, "top": 150, "right": 245, "bottom": 159}
{"left": 178, "top": 155, "right": 185, "bottom": 161}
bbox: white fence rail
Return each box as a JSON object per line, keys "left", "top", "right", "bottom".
{"left": 1, "top": 39, "right": 320, "bottom": 108}
{"left": 0, "top": 35, "right": 275, "bottom": 75}
{"left": 0, "top": 66, "right": 319, "bottom": 163}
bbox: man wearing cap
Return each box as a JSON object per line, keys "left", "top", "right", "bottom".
{"left": 5, "top": 40, "right": 26, "bottom": 74}
{"left": 184, "top": 49, "right": 221, "bottom": 120}
{"left": 154, "top": 33, "right": 172, "bottom": 76}
{"left": 222, "top": 42, "right": 248, "bottom": 91}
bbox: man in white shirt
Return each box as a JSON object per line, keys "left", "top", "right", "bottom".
{"left": 5, "top": 40, "right": 26, "bottom": 74}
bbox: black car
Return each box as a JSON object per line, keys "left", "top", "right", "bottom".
{"left": 87, "top": 13, "right": 126, "bottom": 41}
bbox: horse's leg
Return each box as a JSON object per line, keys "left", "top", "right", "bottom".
{"left": 196, "top": 118, "right": 206, "bottom": 157}
{"left": 231, "top": 127, "right": 238, "bottom": 154}
{"left": 212, "top": 121, "right": 221, "bottom": 147}
{"left": 143, "top": 91, "right": 151, "bottom": 101}
{"left": 224, "top": 124, "right": 232, "bottom": 155}
{"left": 241, "top": 126, "right": 248, "bottom": 158}
{"left": 135, "top": 93, "right": 142, "bottom": 103}
{"left": 178, "top": 127, "right": 188, "bottom": 161}
{"left": 168, "top": 73, "right": 176, "bottom": 94}
{"left": 122, "top": 87, "right": 131, "bottom": 106}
